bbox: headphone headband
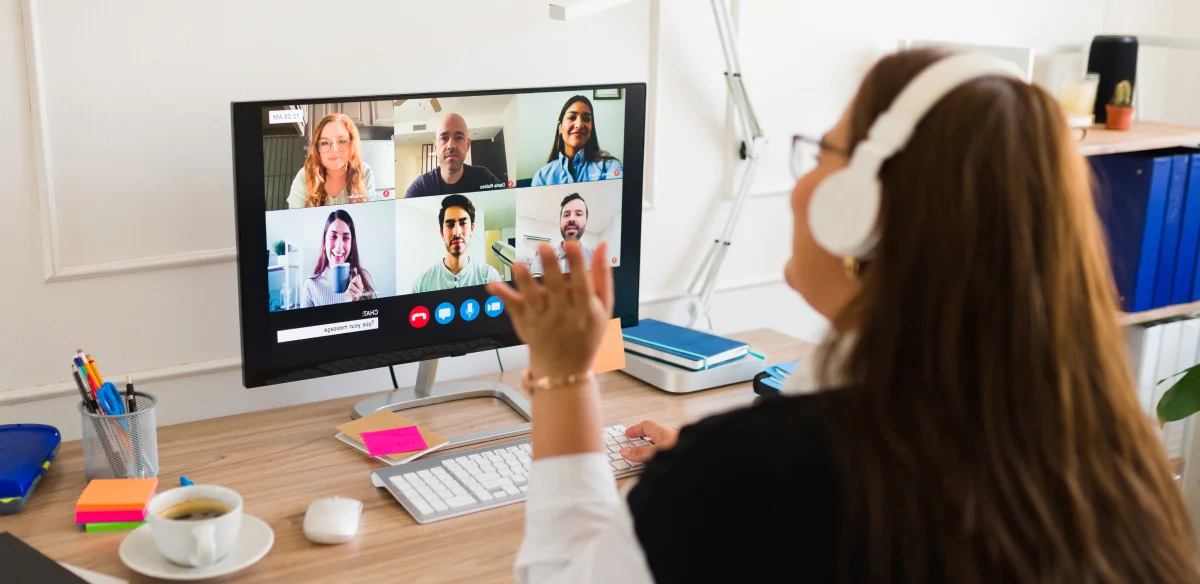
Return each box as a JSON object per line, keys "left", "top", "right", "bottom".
{"left": 808, "top": 53, "right": 1025, "bottom": 259}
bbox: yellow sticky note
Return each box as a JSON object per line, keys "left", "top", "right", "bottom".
{"left": 593, "top": 318, "right": 626, "bottom": 374}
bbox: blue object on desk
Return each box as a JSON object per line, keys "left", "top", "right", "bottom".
{"left": 180, "top": 476, "right": 194, "bottom": 486}
{"left": 97, "top": 382, "right": 126, "bottom": 416}
{"left": 0, "top": 424, "right": 61, "bottom": 514}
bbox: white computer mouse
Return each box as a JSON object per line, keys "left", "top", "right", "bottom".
{"left": 303, "top": 496, "right": 363, "bottom": 544}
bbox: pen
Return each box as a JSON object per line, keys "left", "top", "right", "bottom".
{"left": 72, "top": 368, "right": 96, "bottom": 413}
{"left": 126, "top": 375, "right": 136, "bottom": 412}
{"left": 79, "top": 350, "right": 102, "bottom": 390}
{"left": 74, "top": 357, "right": 99, "bottom": 407}
{"left": 83, "top": 350, "right": 105, "bottom": 386}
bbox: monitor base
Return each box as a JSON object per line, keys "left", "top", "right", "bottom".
{"left": 350, "top": 359, "right": 531, "bottom": 449}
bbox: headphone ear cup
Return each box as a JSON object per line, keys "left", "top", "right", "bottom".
{"left": 808, "top": 169, "right": 882, "bottom": 259}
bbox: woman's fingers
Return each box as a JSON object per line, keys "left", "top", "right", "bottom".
{"left": 591, "top": 242, "right": 614, "bottom": 312}
{"left": 484, "top": 280, "right": 525, "bottom": 317}
{"left": 510, "top": 257, "right": 544, "bottom": 311}
{"left": 538, "top": 243, "right": 566, "bottom": 296}
{"left": 619, "top": 444, "right": 657, "bottom": 463}
{"left": 563, "top": 241, "right": 589, "bottom": 301}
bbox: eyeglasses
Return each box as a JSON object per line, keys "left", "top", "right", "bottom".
{"left": 790, "top": 134, "right": 850, "bottom": 179}
{"left": 316, "top": 138, "right": 352, "bottom": 153}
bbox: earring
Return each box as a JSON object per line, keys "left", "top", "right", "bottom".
{"left": 842, "top": 256, "right": 861, "bottom": 280}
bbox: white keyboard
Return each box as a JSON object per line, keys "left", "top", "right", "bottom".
{"left": 372, "top": 423, "right": 647, "bottom": 524}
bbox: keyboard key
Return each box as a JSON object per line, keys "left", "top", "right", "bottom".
{"left": 611, "top": 460, "right": 632, "bottom": 471}
{"left": 520, "top": 485, "right": 529, "bottom": 493}
{"left": 405, "top": 474, "right": 423, "bottom": 485}
{"left": 418, "top": 470, "right": 434, "bottom": 479}
{"left": 503, "top": 485, "right": 520, "bottom": 496}
{"left": 412, "top": 499, "right": 434, "bottom": 516}
{"left": 603, "top": 437, "right": 616, "bottom": 446}
{"left": 451, "top": 487, "right": 467, "bottom": 496}
{"left": 477, "top": 491, "right": 494, "bottom": 501}
{"left": 607, "top": 444, "right": 621, "bottom": 453}
{"left": 512, "top": 474, "right": 527, "bottom": 485}
{"left": 497, "top": 468, "right": 513, "bottom": 477}
{"left": 477, "top": 472, "right": 501, "bottom": 482}
{"left": 431, "top": 501, "right": 449, "bottom": 512}
{"left": 608, "top": 452, "right": 622, "bottom": 461}
{"left": 446, "top": 495, "right": 476, "bottom": 509}
{"left": 389, "top": 476, "right": 409, "bottom": 490}
{"left": 616, "top": 435, "right": 631, "bottom": 444}
{"left": 631, "top": 439, "right": 651, "bottom": 448}
{"left": 432, "top": 467, "right": 448, "bottom": 475}
{"left": 469, "top": 454, "right": 482, "bottom": 460}
{"left": 455, "top": 456, "right": 470, "bottom": 464}
{"left": 481, "top": 479, "right": 506, "bottom": 490}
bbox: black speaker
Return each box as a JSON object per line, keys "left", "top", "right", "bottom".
{"left": 1087, "top": 35, "right": 1138, "bottom": 123}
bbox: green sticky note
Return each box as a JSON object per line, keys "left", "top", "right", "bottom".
{"left": 83, "top": 521, "right": 145, "bottom": 533}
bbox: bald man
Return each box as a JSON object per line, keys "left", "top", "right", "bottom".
{"left": 404, "top": 113, "right": 501, "bottom": 198}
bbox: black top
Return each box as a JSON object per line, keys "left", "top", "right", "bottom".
{"left": 404, "top": 164, "right": 501, "bottom": 198}
{"left": 627, "top": 391, "right": 860, "bottom": 583}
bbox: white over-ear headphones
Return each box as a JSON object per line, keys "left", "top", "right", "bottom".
{"left": 808, "top": 53, "right": 1025, "bottom": 259}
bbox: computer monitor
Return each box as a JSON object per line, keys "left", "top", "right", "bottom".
{"left": 230, "top": 84, "right": 646, "bottom": 445}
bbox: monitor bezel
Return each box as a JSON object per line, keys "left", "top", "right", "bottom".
{"left": 231, "top": 82, "right": 646, "bottom": 388}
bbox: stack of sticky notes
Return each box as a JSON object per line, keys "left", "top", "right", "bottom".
{"left": 335, "top": 411, "right": 448, "bottom": 465}
{"left": 75, "top": 478, "right": 158, "bottom": 532}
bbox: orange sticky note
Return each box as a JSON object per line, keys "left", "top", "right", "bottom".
{"left": 593, "top": 318, "right": 626, "bottom": 373}
{"left": 76, "top": 478, "right": 159, "bottom": 512}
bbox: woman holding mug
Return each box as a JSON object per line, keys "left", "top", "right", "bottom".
{"left": 301, "top": 209, "right": 375, "bottom": 307}
{"left": 531, "top": 95, "right": 622, "bottom": 186}
{"left": 287, "top": 113, "right": 377, "bottom": 208}
{"left": 489, "top": 48, "right": 1200, "bottom": 583}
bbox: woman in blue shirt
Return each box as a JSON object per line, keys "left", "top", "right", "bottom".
{"left": 531, "top": 95, "right": 623, "bottom": 186}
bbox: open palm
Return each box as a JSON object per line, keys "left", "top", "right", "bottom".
{"left": 486, "top": 241, "right": 613, "bottom": 379}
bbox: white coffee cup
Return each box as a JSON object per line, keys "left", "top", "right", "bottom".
{"left": 146, "top": 485, "right": 243, "bottom": 568}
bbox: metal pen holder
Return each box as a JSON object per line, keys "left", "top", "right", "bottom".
{"left": 78, "top": 392, "right": 159, "bottom": 480}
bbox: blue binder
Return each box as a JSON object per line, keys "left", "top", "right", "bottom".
{"left": 1090, "top": 153, "right": 1173, "bottom": 312}
{"left": 1176, "top": 152, "right": 1200, "bottom": 303}
{"left": 1154, "top": 153, "right": 1193, "bottom": 308}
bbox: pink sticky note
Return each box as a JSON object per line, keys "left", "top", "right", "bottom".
{"left": 361, "top": 426, "right": 428, "bottom": 457}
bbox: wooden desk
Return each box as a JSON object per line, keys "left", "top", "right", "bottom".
{"left": 0, "top": 329, "right": 811, "bottom": 583}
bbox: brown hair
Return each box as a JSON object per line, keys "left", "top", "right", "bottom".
{"left": 303, "top": 113, "right": 368, "bottom": 207}
{"left": 822, "top": 48, "right": 1199, "bottom": 583}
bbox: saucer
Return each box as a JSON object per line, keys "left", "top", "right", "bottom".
{"left": 118, "top": 514, "right": 274, "bottom": 581}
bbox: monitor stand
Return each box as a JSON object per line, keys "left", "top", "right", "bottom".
{"left": 350, "top": 359, "right": 531, "bottom": 449}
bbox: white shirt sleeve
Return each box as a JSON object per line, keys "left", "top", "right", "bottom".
{"left": 514, "top": 454, "right": 655, "bottom": 584}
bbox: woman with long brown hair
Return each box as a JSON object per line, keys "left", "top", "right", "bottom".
{"left": 287, "top": 113, "right": 376, "bottom": 208}
{"left": 487, "top": 47, "right": 1200, "bottom": 583}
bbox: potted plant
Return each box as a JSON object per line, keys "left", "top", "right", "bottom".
{"left": 273, "top": 240, "right": 287, "bottom": 265}
{"left": 1105, "top": 80, "right": 1134, "bottom": 131}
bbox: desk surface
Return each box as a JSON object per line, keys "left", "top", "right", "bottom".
{"left": 0, "top": 329, "right": 811, "bottom": 583}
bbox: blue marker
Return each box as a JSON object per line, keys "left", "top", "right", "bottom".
{"left": 180, "top": 476, "right": 194, "bottom": 486}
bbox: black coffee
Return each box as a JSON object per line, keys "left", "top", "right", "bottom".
{"left": 159, "top": 498, "right": 231, "bottom": 521}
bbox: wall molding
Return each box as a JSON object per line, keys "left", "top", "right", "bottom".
{"left": 0, "top": 358, "right": 242, "bottom": 406}
{"left": 0, "top": 276, "right": 785, "bottom": 405}
{"left": 22, "top": 0, "right": 235, "bottom": 283}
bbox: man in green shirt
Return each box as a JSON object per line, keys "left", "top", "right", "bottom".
{"left": 412, "top": 194, "right": 504, "bottom": 293}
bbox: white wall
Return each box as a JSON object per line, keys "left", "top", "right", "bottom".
{"left": 514, "top": 90, "right": 627, "bottom": 181}
{"left": 4, "top": 0, "right": 1200, "bottom": 443}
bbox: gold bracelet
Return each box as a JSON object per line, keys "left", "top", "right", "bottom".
{"left": 521, "top": 368, "right": 595, "bottom": 393}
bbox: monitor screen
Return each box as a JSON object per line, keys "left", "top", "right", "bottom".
{"left": 231, "top": 84, "right": 646, "bottom": 387}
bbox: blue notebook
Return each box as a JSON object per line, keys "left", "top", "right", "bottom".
{"left": 622, "top": 319, "right": 749, "bottom": 371}
{"left": 1175, "top": 153, "right": 1200, "bottom": 303}
{"left": 1153, "top": 153, "right": 1192, "bottom": 308}
{"left": 1090, "top": 153, "right": 1173, "bottom": 312}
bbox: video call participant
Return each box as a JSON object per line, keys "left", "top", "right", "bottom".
{"left": 288, "top": 113, "right": 377, "bottom": 208}
{"left": 412, "top": 194, "right": 504, "bottom": 293}
{"left": 529, "top": 193, "right": 593, "bottom": 277}
{"left": 405, "top": 114, "right": 501, "bottom": 198}
{"left": 301, "top": 209, "right": 376, "bottom": 307}
{"left": 531, "top": 95, "right": 623, "bottom": 186}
